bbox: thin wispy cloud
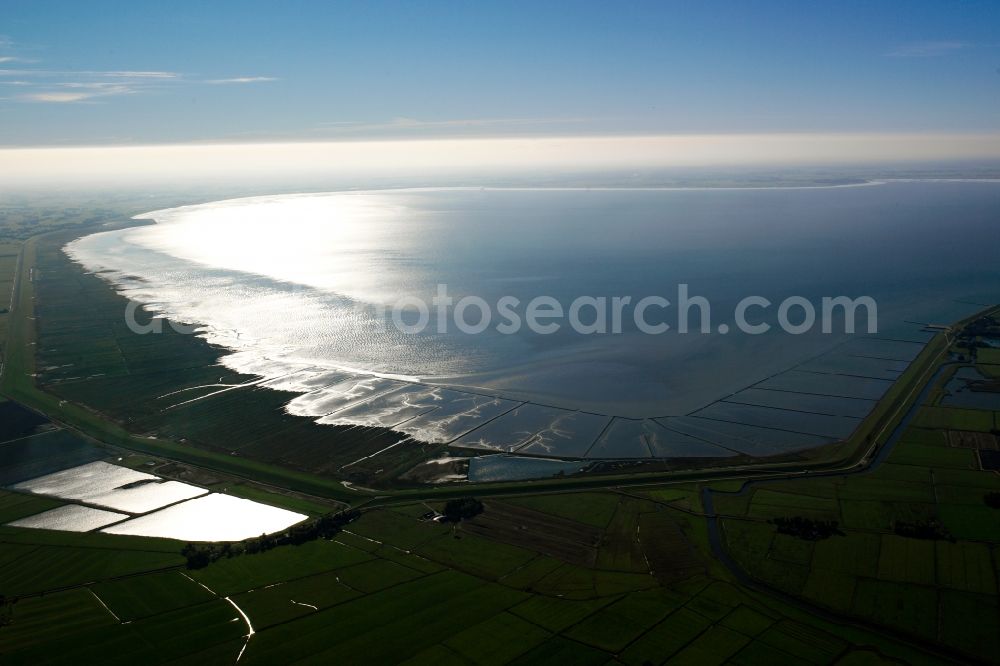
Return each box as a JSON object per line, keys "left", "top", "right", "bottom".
{"left": 205, "top": 76, "right": 277, "bottom": 84}
{"left": 60, "top": 82, "right": 133, "bottom": 90}
{"left": 887, "top": 41, "right": 969, "bottom": 57}
{"left": 21, "top": 91, "right": 96, "bottom": 103}
{"left": 0, "top": 65, "right": 278, "bottom": 103}
{"left": 19, "top": 82, "right": 138, "bottom": 103}
{"left": 0, "top": 67, "right": 182, "bottom": 103}
{"left": 101, "top": 70, "right": 179, "bottom": 79}
{"left": 0, "top": 35, "right": 38, "bottom": 66}
{"left": 0, "top": 69, "right": 180, "bottom": 78}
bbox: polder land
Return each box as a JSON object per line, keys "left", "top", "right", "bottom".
{"left": 0, "top": 215, "right": 998, "bottom": 663}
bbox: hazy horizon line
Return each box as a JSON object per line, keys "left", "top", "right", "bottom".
{"left": 4, "top": 132, "right": 1000, "bottom": 188}
{"left": 5, "top": 130, "right": 1000, "bottom": 152}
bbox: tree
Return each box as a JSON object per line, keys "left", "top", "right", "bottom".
{"left": 443, "top": 497, "right": 484, "bottom": 522}
{"left": 770, "top": 516, "right": 843, "bottom": 541}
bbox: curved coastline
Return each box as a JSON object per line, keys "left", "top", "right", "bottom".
{"left": 63, "top": 181, "right": 1000, "bottom": 461}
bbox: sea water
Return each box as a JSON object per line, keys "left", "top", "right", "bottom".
{"left": 66, "top": 183, "right": 1000, "bottom": 454}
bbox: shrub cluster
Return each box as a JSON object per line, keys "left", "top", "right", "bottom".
{"left": 181, "top": 509, "right": 360, "bottom": 569}
{"left": 770, "top": 516, "right": 844, "bottom": 541}
{"left": 892, "top": 519, "right": 955, "bottom": 542}
{"left": 442, "top": 497, "right": 484, "bottom": 522}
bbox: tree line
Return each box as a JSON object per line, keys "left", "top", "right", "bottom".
{"left": 181, "top": 509, "right": 360, "bottom": 569}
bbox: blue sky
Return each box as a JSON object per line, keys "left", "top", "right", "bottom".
{"left": 1, "top": 0, "right": 999, "bottom": 146}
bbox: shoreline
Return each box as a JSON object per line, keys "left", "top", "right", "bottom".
{"left": 129, "top": 177, "right": 1000, "bottom": 224}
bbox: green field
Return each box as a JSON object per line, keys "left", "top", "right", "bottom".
{"left": 0, "top": 243, "right": 20, "bottom": 355}
{"left": 711, "top": 330, "right": 1000, "bottom": 663}
{"left": 90, "top": 571, "right": 217, "bottom": 622}
{"left": 0, "top": 482, "right": 970, "bottom": 665}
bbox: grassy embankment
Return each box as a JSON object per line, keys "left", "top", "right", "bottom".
{"left": 0, "top": 240, "right": 22, "bottom": 368}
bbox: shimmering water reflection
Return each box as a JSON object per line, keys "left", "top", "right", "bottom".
{"left": 7, "top": 461, "right": 308, "bottom": 541}
{"left": 13, "top": 461, "right": 208, "bottom": 513}
{"left": 63, "top": 184, "right": 1000, "bottom": 464}
{"left": 101, "top": 493, "right": 307, "bottom": 541}
{"left": 467, "top": 455, "right": 589, "bottom": 482}
{"left": 7, "top": 504, "right": 128, "bottom": 531}
{"left": 67, "top": 184, "right": 1000, "bottom": 419}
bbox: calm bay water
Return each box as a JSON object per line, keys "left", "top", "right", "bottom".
{"left": 67, "top": 183, "right": 1000, "bottom": 423}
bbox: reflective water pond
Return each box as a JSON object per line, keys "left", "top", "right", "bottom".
{"left": 286, "top": 377, "right": 402, "bottom": 418}
{"left": 394, "top": 393, "right": 521, "bottom": 444}
{"left": 7, "top": 504, "right": 128, "bottom": 532}
{"left": 941, "top": 367, "right": 1000, "bottom": 410}
{"left": 589, "top": 418, "right": 734, "bottom": 459}
{"left": 658, "top": 416, "right": 829, "bottom": 457}
{"left": 318, "top": 384, "right": 447, "bottom": 429}
{"left": 693, "top": 402, "right": 861, "bottom": 439}
{"left": 100, "top": 493, "right": 307, "bottom": 541}
{"left": 467, "top": 455, "right": 590, "bottom": 482}
{"left": 12, "top": 461, "right": 208, "bottom": 513}
{"left": 516, "top": 411, "right": 610, "bottom": 457}
{"left": 722, "top": 388, "right": 876, "bottom": 418}
{"left": 0, "top": 431, "right": 106, "bottom": 486}
{"left": 456, "top": 404, "right": 576, "bottom": 452}
{"left": 755, "top": 371, "right": 893, "bottom": 401}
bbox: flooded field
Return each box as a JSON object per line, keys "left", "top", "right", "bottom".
{"left": 516, "top": 411, "right": 611, "bottom": 458}
{"left": 587, "top": 418, "right": 733, "bottom": 459}
{"left": 12, "top": 461, "right": 208, "bottom": 513}
{"left": 0, "top": 430, "right": 106, "bottom": 486}
{"left": 5, "top": 456, "right": 307, "bottom": 540}
{"left": 100, "top": 493, "right": 307, "bottom": 541}
{"left": 0, "top": 400, "right": 49, "bottom": 443}
{"left": 467, "top": 455, "right": 590, "bottom": 482}
{"left": 393, "top": 393, "right": 520, "bottom": 444}
{"left": 7, "top": 504, "right": 127, "bottom": 532}
{"left": 941, "top": 367, "right": 1000, "bottom": 410}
